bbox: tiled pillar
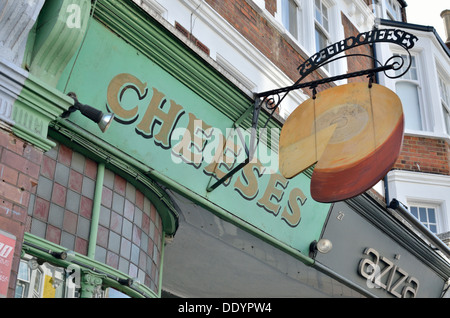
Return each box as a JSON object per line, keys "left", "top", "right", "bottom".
{"left": 28, "top": 142, "right": 97, "bottom": 256}
{"left": 26, "top": 140, "right": 165, "bottom": 295}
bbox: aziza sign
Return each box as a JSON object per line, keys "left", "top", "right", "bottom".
{"left": 59, "top": 20, "right": 331, "bottom": 255}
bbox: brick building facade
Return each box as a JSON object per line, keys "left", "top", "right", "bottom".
{"left": 1, "top": 0, "right": 449, "bottom": 299}
{"left": 0, "top": 129, "right": 42, "bottom": 297}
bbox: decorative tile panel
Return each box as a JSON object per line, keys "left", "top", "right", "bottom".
{"left": 97, "top": 167, "right": 163, "bottom": 294}
{"left": 28, "top": 140, "right": 97, "bottom": 255}
{"left": 27, "top": 140, "right": 164, "bottom": 294}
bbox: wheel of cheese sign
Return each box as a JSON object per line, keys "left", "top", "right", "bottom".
{"left": 279, "top": 82, "right": 404, "bottom": 203}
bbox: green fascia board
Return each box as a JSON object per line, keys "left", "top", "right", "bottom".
{"left": 91, "top": 0, "right": 318, "bottom": 190}
{"left": 22, "top": 232, "right": 158, "bottom": 298}
{"left": 52, "top": 0, "right": 320, "bottom": 261}
{"left": 29, "top": 0, "right": 91, "bottom": 87}
{"left": 92, "top": 0, "right": 277, "bottom": 131}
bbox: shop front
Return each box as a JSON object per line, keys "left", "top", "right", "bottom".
{"left": 1, "top": 0, "right": 449, "bottom": 298}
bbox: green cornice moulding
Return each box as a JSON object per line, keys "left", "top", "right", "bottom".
{"left": 93, "top": 0, "right": 277, "bottom": 131}
{"left": 10, "top": 0, "right": 91, "bottom": 151}
{"left": 29, "top": 0, "right": 91, "bottom": 87}
{"left": 12, "top": 73, "right": 73, "bottom": 151}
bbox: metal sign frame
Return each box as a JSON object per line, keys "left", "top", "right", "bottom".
{"left": 207, "top": 28, "right": 418, "bottom": 192}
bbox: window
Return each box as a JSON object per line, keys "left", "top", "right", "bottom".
{"left": 371, "top": 0, "right": 382, "bottom": 18}
{"left": 15, "top": 258, "right": 44, "bottom": 298}
{"left": 396, "top": 82, "right": 422, "bottom": 130}
{"left": 15, "top": 255, "right": 78, "bottom": 298}
{"left": 15, "top": 260, "right": 31, "bottom": 298}
{"left": 410, "top": 204, "right": 438, "bottom": 234}
{"left": 314, "top": 0, "right": 331, "bottom": 71}
{"left": 438, "top": 75, "right": 450, "bottom": 135}
{"left": 444, "top": 107, "right": 450, "bottom": 136}
{"left": 32, "top": 268, "right": 43, "bottom": 298}
{"left": 386, "top": 0, "right": 400, "bottom": 21}
{"left": 394, "top": 54, "right": 423, "bottom": 130}
{"left": 282, "top": 0, "right": 299, "bottom": 39}
{"left": 314, "top": 0, "right": 330, "bottom": 51}
{"left": 394, "top": 54, "right": 418, "bottom": 80}
{"left": 278, "top": 0, "right": 343, "bottom": 76}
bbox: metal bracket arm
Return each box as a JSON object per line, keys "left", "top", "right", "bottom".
{"left": 205, "top": 28, "right": 417, "bottom": 192}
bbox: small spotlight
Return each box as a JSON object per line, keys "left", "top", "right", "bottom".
{"left": 118, "top": 277, "right": 140, "bottom": 288}
{"left": 309, "top": 239, "right": 333, "bottom": 257}
{"left": 316, "top": 239, "right": 333, "bottom": 253}
{"left": 51, "top": 250, "right": 76, "bottom": 261}
{"left": 63, "top": 92, "right": 114, "bottom": 133}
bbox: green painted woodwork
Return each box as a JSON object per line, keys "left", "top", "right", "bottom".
{"left": 91, "top": 0, "right": 279, "bottom": 131}
{"left": 87, "top": 162, "right": 105, "bottom": 259}
{"left": 55, "top": 0, "right": 331, "bottom": 259}
{"left": 11, "top": 0, "right": 92, "bottom": 151}
{"left": 22, "top": 232, "right": 158, "bottom": 298}
{"left": 29, "top": 0, "right": 91, "bottom": 87}
{"left": 80, "top": 272, "right": 104, "bottom": 298}
{"left": 12, "top": 73, "right": 72, "bottom": 151}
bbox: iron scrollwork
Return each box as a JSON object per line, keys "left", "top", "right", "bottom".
{"left": 207, "top": 28, "right": 418, "bottom": 192}
{"left": 257, "top": 28, "right": 418, "bottom": 110}
{"left": 297, "top": 28, "right": 417, "bottom": 81}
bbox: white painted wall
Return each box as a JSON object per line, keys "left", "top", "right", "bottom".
{"left": 376, "top": 26, "right": 450, "bottom": 236}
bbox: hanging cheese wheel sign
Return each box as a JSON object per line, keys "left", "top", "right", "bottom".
{"left": 279, "top": 82, "right": 404, "bottom": 203}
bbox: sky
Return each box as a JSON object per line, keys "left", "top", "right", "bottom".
{"left": 404, "top": 0, "right": 449, "bottom": 41}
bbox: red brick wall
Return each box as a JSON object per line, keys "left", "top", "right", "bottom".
{"left": 203, "top": 1, "right": 376, "bottom": 97}
{"left": 0, "top": 128, "right": 43, "bottom": 298}
{"left": 394, "top": 136, "right": 450, "bottom": 175}
{"left": 341, "top": 13, "right": 374, "bottom": 82}
{"left": 204, "top": 0, "right": 334, "bottom": 96}
{"left": 265, "top": 0, "right": 276, "bottom": 16}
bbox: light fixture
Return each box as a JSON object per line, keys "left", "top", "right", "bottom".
{"left": 309, "top": 238, "right": 333, "bottom": 257}
{"left": 118, "top": 277, "right": 140, "bottom": 288}
{"left": 63, "top": 92, "right": 114, "bottom": 133}
{"left": 51, "top": 250, "right": 76, "bottom": 261}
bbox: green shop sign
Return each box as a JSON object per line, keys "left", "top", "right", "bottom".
{"left": 57, "top": 10, "right": 330, "bottom": 257}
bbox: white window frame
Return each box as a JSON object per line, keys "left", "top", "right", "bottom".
{"left": 408, "top": 201, "right": 443, "bottom": 235}
{"left": 15, "top": 255, "right": 44, "bottom": 298}
{"left": 15, "top": 254, "right": 79, "bottom": 298}
{"left": 281, "top": 0, "right": 301, "bottom": 41}
{"left": 371, "top": 0, "right": 382, "bottom": 18}
{"left": 371, "top": 0, "right": 402, "bottom": 21}
{"left": 438, "top": 71, "right": 450, "bottom": 136}
{"left": 314, "top": 0, "right": 341, "bottom": 76}
{"left": 386, "top": 170, "right": 450, "bottom": 236}
{"left": 391, "top": 51, "right": 428, "bottom": 133}
{"left": 385, "top": 0, "right": 401, "bottom": 21}
{"left": 314, "top": 0, "right": 331, "bottom": 52}
{"left": 15, "top": 260, "right": 32, "bottom": 298}
{"left": 277, "top": 0, "right": 342, "bottom": 75}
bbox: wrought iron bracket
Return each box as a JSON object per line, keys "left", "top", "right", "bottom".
{"left": 206, "top": 28, "right": 417, "bottom": 192}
